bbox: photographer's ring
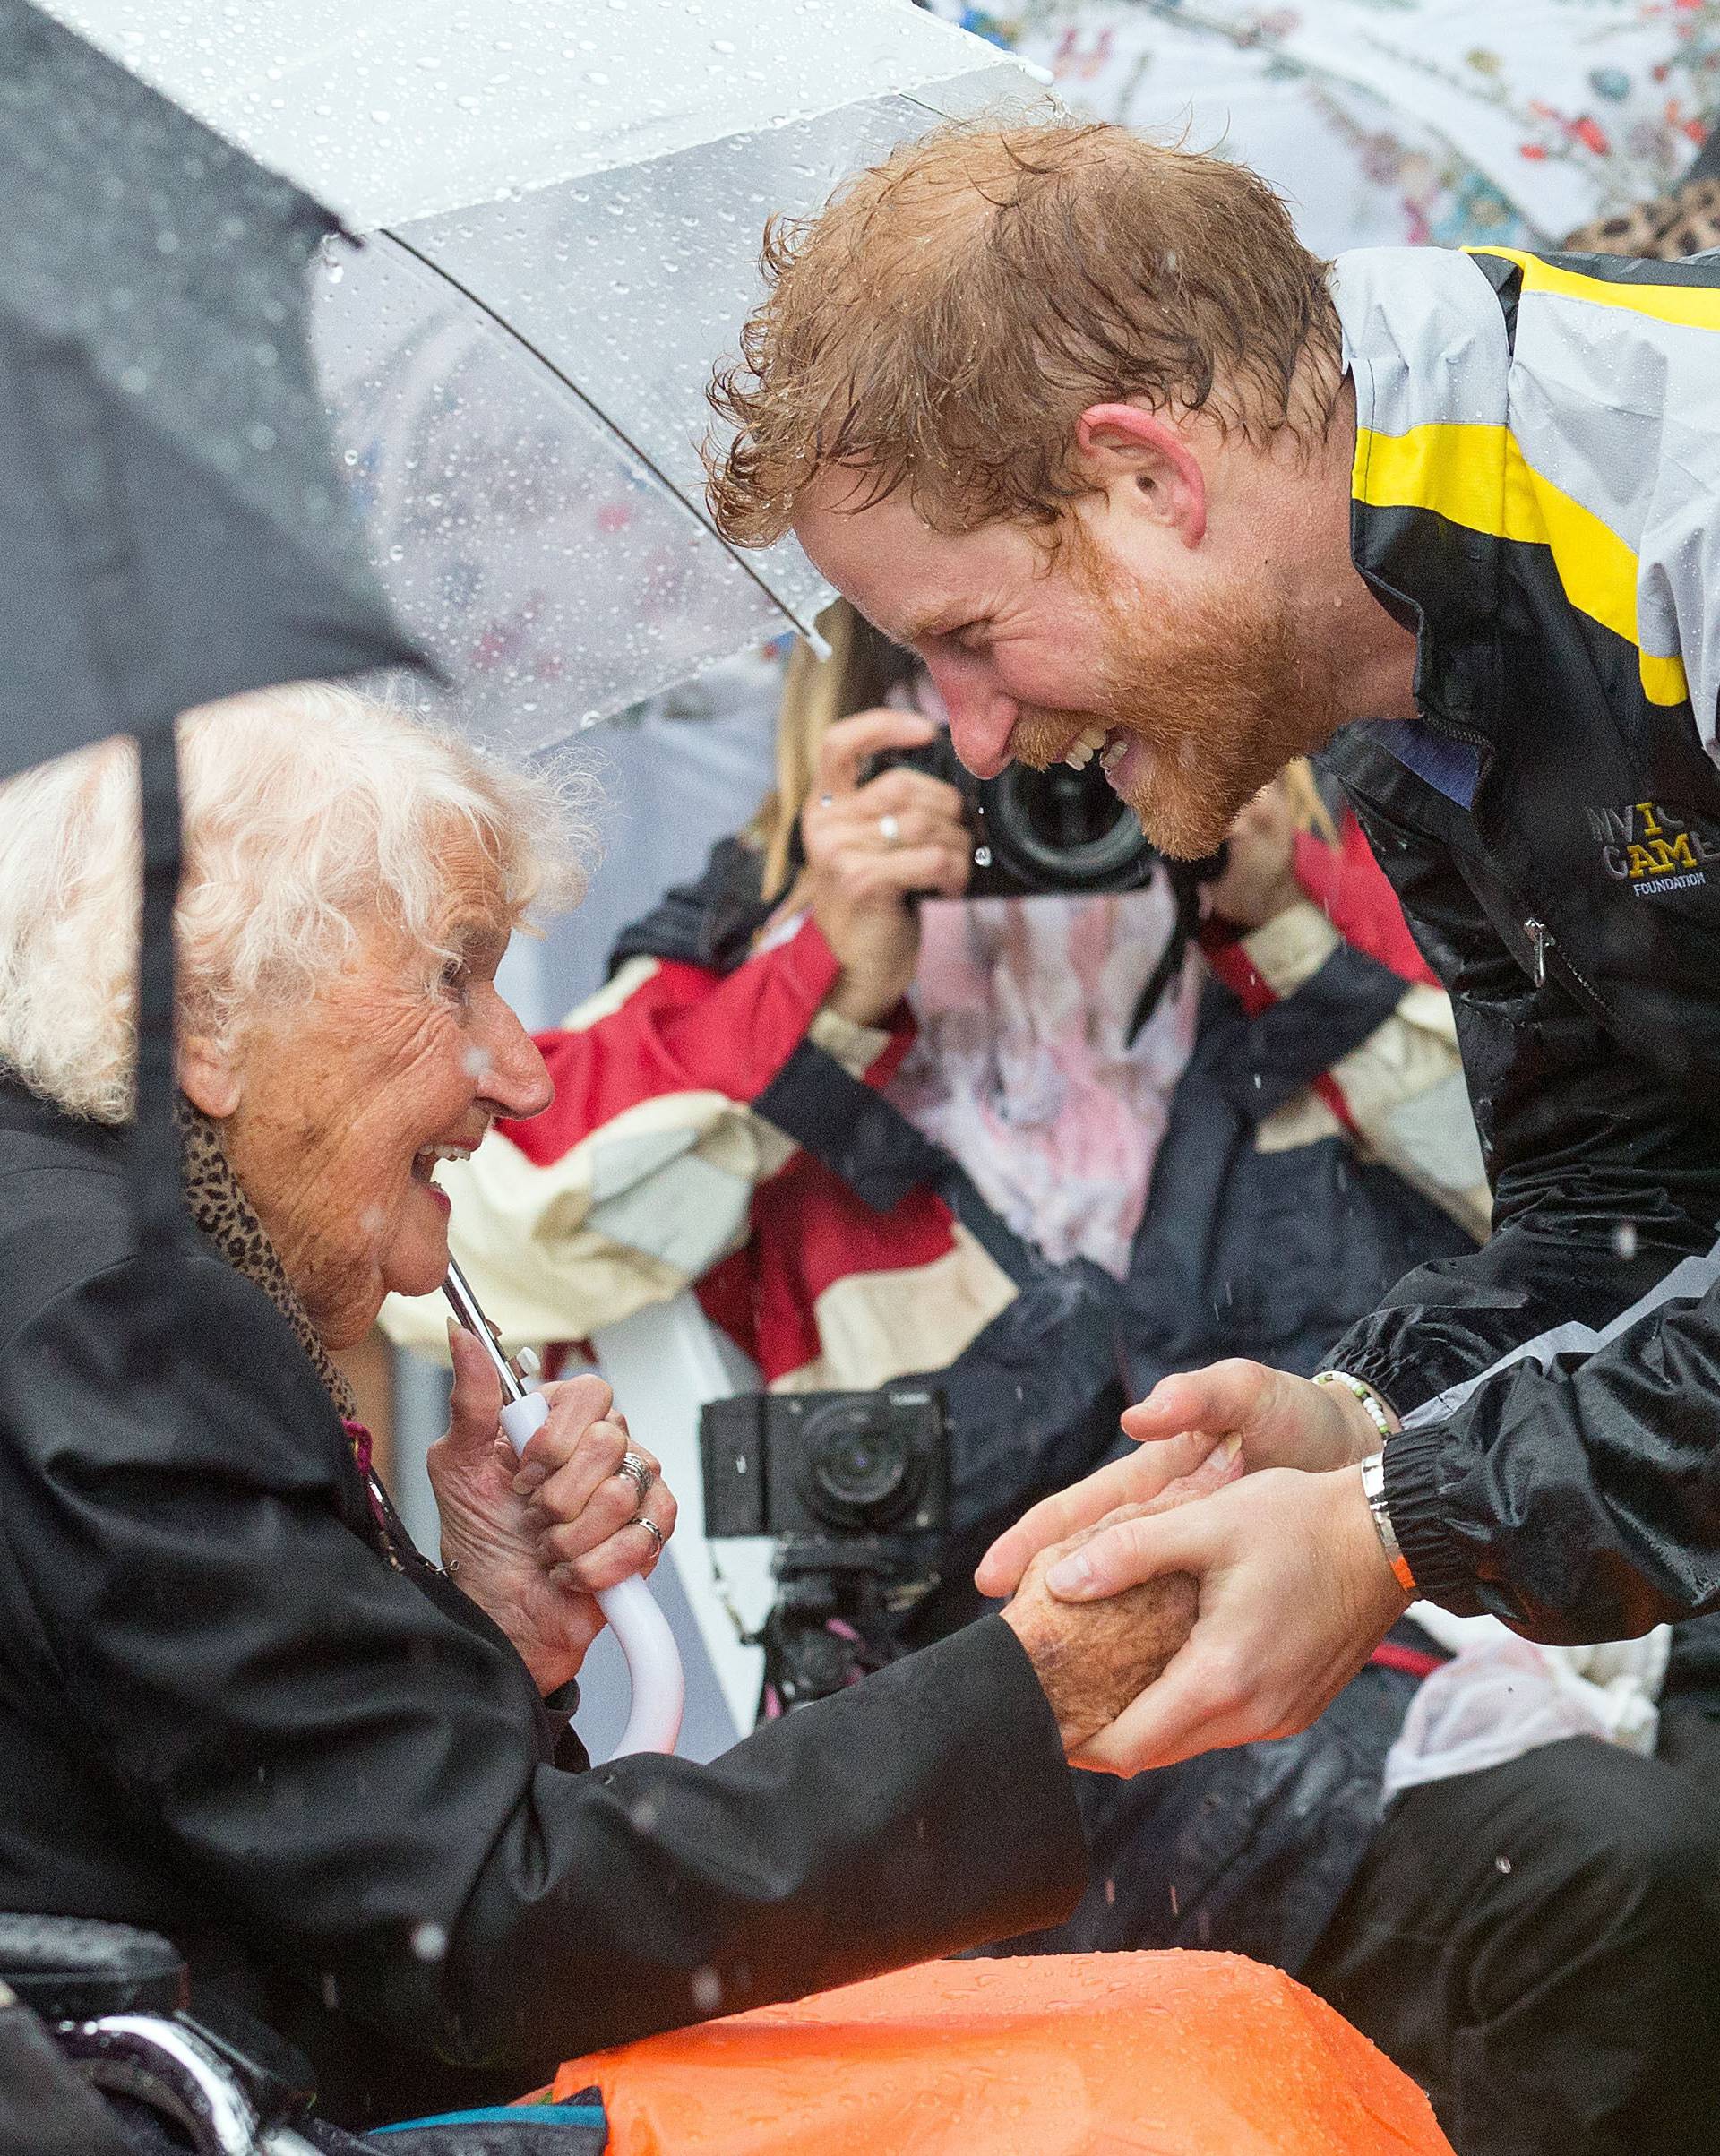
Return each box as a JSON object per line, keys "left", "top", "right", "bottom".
{"left": 631, "top": 1514, "right": 665, "bottom": 1552}
{"left": 878, "top": 812, "right": 902, "bottom": 848}
{"left": 618, "top": 1449, "right": 655, "bottom": 1504}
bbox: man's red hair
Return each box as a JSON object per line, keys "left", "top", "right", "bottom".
{"left": 706, "top": 119, "right": 1343, "bottom": 545}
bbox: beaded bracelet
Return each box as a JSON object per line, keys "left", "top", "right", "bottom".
{"left": 1312, "top": 1367, "right": 1395, "bottom": 1441}
{"left": 1312, "top": 1371, "right": 1415, "bottom": 1593}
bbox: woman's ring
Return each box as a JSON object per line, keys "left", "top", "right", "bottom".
{"left": 632, "top": 1514, "right": 666, "bottom": 1552}
{"left": 618, "top": 1450, "right": 655, "bottom": 1504}
{"left": 879, "top": 812, "right": 901, "bottom": 847}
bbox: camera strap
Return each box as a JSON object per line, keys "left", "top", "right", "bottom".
{"left": 752, "top": 1042, "right": 1043, "bottom": 1292}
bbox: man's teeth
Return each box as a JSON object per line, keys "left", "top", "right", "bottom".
{"left": 1099, "top": 733, "right": 1131, "bottom": 773}
{"left": 1062, "top": 725, "right": 1110, "bottom": 770}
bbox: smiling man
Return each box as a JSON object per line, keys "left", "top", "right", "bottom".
{"left": 705, "top": 120, "right": 1720, "bottom": 1791}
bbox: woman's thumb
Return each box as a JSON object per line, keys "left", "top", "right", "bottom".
{"left": 444, "top": 1319, "right": 503, "bottom": 1454}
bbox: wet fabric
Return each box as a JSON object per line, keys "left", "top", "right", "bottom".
{"left": 1321, "top": 241, "right": 1720, "bottom": 1636}
{"left": 548, "top": 1953, "right": 1453, "bottom": 2155}
{"left": 924, "top": 0, "right": 1714, "bottom": 256}
{"left": 0, "top": 1077, "right": 1084, "bottom": 2129}
{"left": 1381, "top": 1613, "right": 1669, "bottom": 1797}
{"left": 0, "top": 0, "right": 419, "bottom": 783}
{"left": 986, "top": 1655, "right": 1427, "bottom": 1980}
{"left": 1304, "top": 1722, "right": 1720, "bottom": 2156}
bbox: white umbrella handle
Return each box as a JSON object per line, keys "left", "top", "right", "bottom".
{"left": 499, "top": 1392, "right": 684, "bottom": 1758}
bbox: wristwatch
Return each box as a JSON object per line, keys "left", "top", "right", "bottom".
{"left": 1359, "top": 1450, "right": 1415, "bottom": 1593}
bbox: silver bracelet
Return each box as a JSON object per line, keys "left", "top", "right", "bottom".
{"left": 1359, "top": 1450, "right": 1415, "bottom": 1593}
{"left": 1312, "top": 1367, "right": 1395, "bottom": 1442}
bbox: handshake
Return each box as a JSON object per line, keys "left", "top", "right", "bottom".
{"left": 464, "top": 1344, "right": 1414, "bottom": 1782}
{"left": 997, "top": 1436, "right": 1242, "bottom": 1761}
{"left": 983, "top": 1360, "right": 1415, "bottom": 1777}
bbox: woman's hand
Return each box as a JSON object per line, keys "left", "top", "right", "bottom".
{"left": 797, "top": 708, "right": 972, "bottom": 1026}
{"left": 427, "top": 1325, "right": 675, "bottom": 1696}
{"left": 999, "top": 1439, "right": 1243, "bottom": 1754}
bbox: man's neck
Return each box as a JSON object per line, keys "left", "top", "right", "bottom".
{"left": 1301, "top": 376, "right": 1419, "bottom": 727}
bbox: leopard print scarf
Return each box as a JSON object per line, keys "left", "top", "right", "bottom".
{"left": 1564, "top": 174, "right": 1720, "bottom": 262}
{"left": 176, "top": 1100, "right": 359, "bottom": 1423}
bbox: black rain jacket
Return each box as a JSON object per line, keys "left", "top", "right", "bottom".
{"left": 0, "top": 1080, "right": 1082, "bottom": 2129}
{"left": 1323, "top": 241, "right": 1720, "bottom": 1638}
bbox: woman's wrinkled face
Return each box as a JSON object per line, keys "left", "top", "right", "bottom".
{"left": 196, "top": 828, "right": 552, "bottom": 1350}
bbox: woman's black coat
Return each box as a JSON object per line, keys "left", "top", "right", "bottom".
{"left": 0, "top": 1082, "right": 1082, "bottom": 2127}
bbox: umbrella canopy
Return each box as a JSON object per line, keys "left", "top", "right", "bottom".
{"left": 0, "top": 0, "right": 425, "bottom": 1308}
{"left": 47, "top": 0, "right": 1037, "bottom": 755}
{"left": 926, "top": 0, "right": 1717, "bottom": 254}
{"left": 0, "top": 0, "right": 422, "bottom": 782}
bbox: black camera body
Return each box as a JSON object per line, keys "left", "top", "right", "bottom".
{"left": 700, "top": 1386, "right": 948, "bottom": 1540}
{"left": 865, "top": 731, "right": 1160, "bottom": 898}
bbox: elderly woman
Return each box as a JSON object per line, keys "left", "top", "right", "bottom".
{"left": 0, "top": 684, "right": 1229, "bottom": 2131}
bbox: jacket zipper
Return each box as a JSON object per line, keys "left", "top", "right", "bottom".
{"left": 1524, "top": 917, "right": 1552, "bottom": 989}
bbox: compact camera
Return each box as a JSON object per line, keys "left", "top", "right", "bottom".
{"left": 699, "top": 1386, "right": 949, "bottom": 1540}
{"left": 865, "top": 730, "right": 1161, "bottom": 898}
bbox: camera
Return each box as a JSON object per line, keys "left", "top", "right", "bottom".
{"left": 864, "top": 730, "right": 1160, "bottom": 898}
{"left": 699, "top": 1386, "right": 948, "bottom": 1540}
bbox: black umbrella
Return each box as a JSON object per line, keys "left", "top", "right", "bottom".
{"left": 0, "top": 0, "right": 426, "bottom": 1305}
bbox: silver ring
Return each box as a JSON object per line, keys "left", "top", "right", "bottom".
{"left": 632, "top": 1514, "right": 665, "bottom": 1552}
{"left": 879, "top": 812, "right": 901, "bottom": 847}
{"left": 819, "top": 792, "right": 834, "bottom": 809}
{"left": 618, "top": 1450, "right": 654, "bottom": 1504}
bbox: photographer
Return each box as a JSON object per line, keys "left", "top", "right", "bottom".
{"left": 391, "top": 603, "right": 1486, "bottom": 1966}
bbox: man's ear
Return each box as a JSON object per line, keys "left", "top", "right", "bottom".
{"left": 1073, "top": 403, "right": 1208, "bottom": 547}
{"left": 177, "top": 1034, "right": 242, "bottom": 1121}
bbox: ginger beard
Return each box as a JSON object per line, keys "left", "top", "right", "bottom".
{"left": 1010, "top": 542, "right": 1338, "bottom": 859}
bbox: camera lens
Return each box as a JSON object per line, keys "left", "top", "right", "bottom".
{"left": 979, "top": 759, "right": 1156, "bottom": 893}
{"left": 800, "top": 1401, "right": 915, "bottom": 1527}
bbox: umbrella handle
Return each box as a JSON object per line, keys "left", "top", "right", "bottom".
{"left": 499, "top": 1393, "right": 685, "bottom": 1758}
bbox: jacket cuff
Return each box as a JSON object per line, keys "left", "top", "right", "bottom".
{"left": 1240, "top": 899, "right": 1340, "bottom": 998}
{"left": 807, "top": 1004, "right": 894, "bottom": 1082}
{"left": 768, "top": 913, "right": 845, "bottom": 1013}
{"left": 1382, "top": 1419, "right": 1481, "bottom": 1611}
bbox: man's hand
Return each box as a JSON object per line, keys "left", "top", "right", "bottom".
{"left": 976, "top": 1358, "right": 1382, "bottom": 1602}
{"left": 1031, "top": 1465, "right": 1412, "bottom": 1774}
{"left": 429, "top": 1327, "right": 675, "bottom": 1696}
{"left": 797, "top": 709, "right": 972, "bottom": 1026}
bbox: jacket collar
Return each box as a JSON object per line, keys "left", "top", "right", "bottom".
{"left": 1330, "top": 246, "right": 1516, "bottom": 760}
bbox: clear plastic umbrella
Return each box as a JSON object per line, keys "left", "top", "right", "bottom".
{"left": 46, "top": 0, "right": 1039, "bottom": 753}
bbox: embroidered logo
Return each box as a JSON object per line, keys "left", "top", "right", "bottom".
{"left": 1585, "top": 800, "right": 1719, "bottom": 895}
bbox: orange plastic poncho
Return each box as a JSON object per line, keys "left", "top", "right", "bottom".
{"left": 550, "top": 1950, "right": 1453, "bottom": 2155}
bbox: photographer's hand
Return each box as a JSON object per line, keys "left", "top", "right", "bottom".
{"left": 799, "top": 709, "right": 973, "bottom": 1026}
{"left": 1203, "top": 779, "right": 1302, "bottom": 931}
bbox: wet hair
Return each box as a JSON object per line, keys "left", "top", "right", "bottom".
{"left": 0, "top": 682, "right": 590, "bottom": 1122}
{"left": 707, "top": 117, "right": 1344, "bottom": 545}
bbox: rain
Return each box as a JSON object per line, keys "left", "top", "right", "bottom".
{"left": 4, "top": 1, "right": 1719, "bottom": 2152}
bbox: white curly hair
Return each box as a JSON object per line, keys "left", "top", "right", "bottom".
{"left": 0, "top": 682, "right": 591, "bottom": 1123}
